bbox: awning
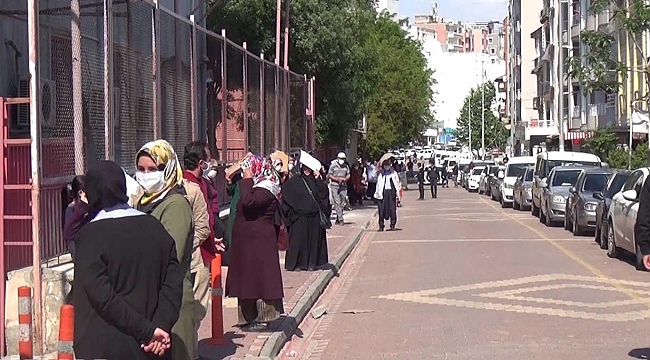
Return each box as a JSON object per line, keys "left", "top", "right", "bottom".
{"left": 564, "top": 131, "right": 594, "bottom": 140}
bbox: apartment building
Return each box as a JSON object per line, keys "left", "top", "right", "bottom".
{"left": 508, "top": 0, "right": 544, "bottom": 154}
{"left": 376, "top": 0, "right": 399, "bottom": 19}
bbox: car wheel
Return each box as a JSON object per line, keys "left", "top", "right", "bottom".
{"left": 532, "top": 201, "right": 540, "bottom": 217}
{"left": 607, "top": 221, "right": 619, "bottom": 258}
{"left": 572, "top": 212, "right": 582, "bottom": 236}
{"left": 545, "top": 206, "right": 553, "bottom": 227}
{"left": 636, "top": 243, "right": 647, "bottom": 272}
{"left": 599, "top": 223, "right": 608, "bottom": 250}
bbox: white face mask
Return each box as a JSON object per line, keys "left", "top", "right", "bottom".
{"left": 203, "top": 168, "right": 217, "bottom": 180}
{"left": 288, "top": 163, "right": 294, "bottom": 171}
{"left": 136, "top": 171, "right": 166, "bottom": 194}
{"left": 338, "top": 159, "right": 345, "bottom": 165}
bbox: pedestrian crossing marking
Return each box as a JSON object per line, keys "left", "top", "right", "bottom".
{"left": 375, "top": 274, "right": 650, "bottom": 322}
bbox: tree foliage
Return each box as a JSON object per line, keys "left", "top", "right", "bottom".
{"left": 567, "top": 0, "right": 650, "bottom": 98}
{"left": 455, "top": 82, "right": 508, "bottom": 151}
{"left": 586, "top": 128, "right": 618, "bottom": 159}
{"left": 361, "top": 14, "right": 435, "bottom": 158}
{"left": 587, "top": 129, "right": 648, "bottom": 168}
{"left": 208, "top": 0, "right": 434, "bottom": 149}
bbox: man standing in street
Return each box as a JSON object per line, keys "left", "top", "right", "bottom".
{"left": 427, "top": 165, "right": 438, "bottom": 199}
{"left": 634, "top": 174, "right": 650, "bottom": 270}
{"left": 328, "top": 152, "right": 351, "bottom": 225}
{"left": 417, "top": 164, "right": 425, "bottom": 200}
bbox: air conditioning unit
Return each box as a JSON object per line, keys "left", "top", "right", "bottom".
{"left": 17, "top": 78, "right": 57, "bottom": 129}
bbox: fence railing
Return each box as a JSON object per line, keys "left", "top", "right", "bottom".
{"left": 1, "top": 0, "right": 315, "bottom": 275}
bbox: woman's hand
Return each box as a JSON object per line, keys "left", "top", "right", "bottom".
{"left": 243, "top": 167, "right": 253, "bottom": 179}
{"left": 142, "top": 328, "right": 170, "bottom": 356}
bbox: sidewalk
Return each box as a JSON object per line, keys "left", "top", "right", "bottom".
{"left": 197, "top": 204, "right": 377, "bottom": 360}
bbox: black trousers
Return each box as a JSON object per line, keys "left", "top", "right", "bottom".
{"left": 418, "top": 182, "right": 425, "bottom": 199}
{"left": 430, "top": 183, "right": 437, "bottom": 198}
{"left": 378, "top": 190, "right": 397, "bottom": 228}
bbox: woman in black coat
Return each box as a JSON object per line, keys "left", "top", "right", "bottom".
{"left": 73, "top": 160, "right": 183, "bottom": 360}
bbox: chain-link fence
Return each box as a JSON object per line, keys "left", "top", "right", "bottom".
{"left": 0, "top": 0, "right": 315, "bottom": 268}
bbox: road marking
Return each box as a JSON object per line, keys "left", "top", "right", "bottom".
{"left": 376, "top": 273, "right": 650, "bottom": 321}
{"left": 372, "top": 238, "right": 588, "bottom": 244}
{"left": 479, "top": 197, "right": 650, "bottom": 308}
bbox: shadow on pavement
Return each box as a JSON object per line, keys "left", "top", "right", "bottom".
{"left": 198, "top": 332, "right": 245, "bottom": 359}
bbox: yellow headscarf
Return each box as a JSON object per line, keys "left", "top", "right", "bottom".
{"left": 136, "top": 139, "right": 183, "bottom": 205}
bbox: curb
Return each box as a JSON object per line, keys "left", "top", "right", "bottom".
{"left": 258, "top": 210, "right": 378, "bottom": 359}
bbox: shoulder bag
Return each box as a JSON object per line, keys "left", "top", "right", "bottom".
{"left": 301, "top": 178, "right": 332, "bottom": 229}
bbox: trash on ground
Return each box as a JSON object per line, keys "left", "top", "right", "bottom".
{"left": 311, "top": 305, "right": 327, "bottom": 319}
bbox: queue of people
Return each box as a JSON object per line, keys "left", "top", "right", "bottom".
{"left": 61, "top": 140, "right": 333, "bottom": 360}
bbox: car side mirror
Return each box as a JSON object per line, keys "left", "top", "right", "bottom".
{"left": 569, "top": 186, "right": 576, "bottom": 194}
{"left": 622, "top": 189, "right": 638, "bottom": 202}
{"left": 593, "top": 191, "right": 604, "bottom": 201}
{"left": 497, "top": 171, "right": 505, "bottom": 179}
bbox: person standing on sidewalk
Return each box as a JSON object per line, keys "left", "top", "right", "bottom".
{"left": 328, "top": 152, "right": 351, "bottom": 225}
{"left": 428, "top": 165, "right": 438, "bottom": 198}
{"left": 374, "top": 160, "right": 401, "bottom": 231}
{"left": 365, "top": 159, "right": 378, "bottom": 201}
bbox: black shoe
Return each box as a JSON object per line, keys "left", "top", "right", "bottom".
{"left": 241, "top": 322, "right": 271, "bottom": 332}
{"left": 378, "top": 227, "right": 385, "bottom": 232}
{"left": 389, "top": 225, "right": 396, "bottom": 231}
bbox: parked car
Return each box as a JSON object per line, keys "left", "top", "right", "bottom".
{"left": 489, "top": 166, "right": 506, "bottom": 203}
{"left": 565, "top": 168, "right": 614, "bottom": 235}
{"left": 467, "top": 166, "right": 486, "bottom": 192}
{"left": 479, "top": 165, "right": 499, "bottom": 195}
{"left": 606, "top": 167, "right": 650, "bottom": 271}
{"left": 531, "top": 151, "right": 602, "bottom": 217}
{"left": 513, "top": 166, "right": 534, "bottom": 210}
{"left": 499, "top": 156, "right": 535, "bottom": 207}
{"left": 593, "top": 170, "right": 631, "bottom": 249}
{"left": 539, "top": 166, "right": 586, "bottom": 226}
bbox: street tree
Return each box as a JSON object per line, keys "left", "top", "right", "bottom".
{"left": 361, "top": 13, "right": 435, "bottom": 158}
{"left": 567, "top": 0, "right": 650, "bottom": 102}
{"left": 208, "top": 0, "right": 379, "bottom": 146}
{"left": 455, "top": 82, "right": 508, "bottom": 152}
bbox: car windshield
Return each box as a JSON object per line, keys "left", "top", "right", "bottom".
{"left": 506, "top": 163, "right": 530, "bottom": 177}
{"left": 547, "top": 160, "right": 599, "bottom": 173}
{"left": 472, "top": 168, "right": 484, "bottom": 175}
{"left": 551, "top": 170, "right": 581, "bottom": 186}
{"left": 582, "top": 174, "right": 610, "bottom": 192}
{"left": 606, "top": 174, "right": 630, "bottom": 197}
{"left": 525, "top": 169, "right": 533, "bottom": 181}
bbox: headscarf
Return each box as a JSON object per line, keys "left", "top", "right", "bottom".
{"left": 243, "top": 154, "right": 281, "bottom": 198}
{"left": 135, "top": 139, "right": 183, "bottom": 205}
{"left": 85, "top": 160, "right": 130, "bottom": 219}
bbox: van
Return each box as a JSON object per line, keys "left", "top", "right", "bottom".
{"left": 530, "top": 151, "right": 601, "bottom": 217}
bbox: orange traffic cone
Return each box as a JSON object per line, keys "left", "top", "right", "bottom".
{"left": 208, "top": 254, "right": 226, "bottom": 344}
{"left": 17, "top": 286, "right": 32, "bottom": 360}
{"left": 57, "top": 305, "right": 74, "bottom": 360}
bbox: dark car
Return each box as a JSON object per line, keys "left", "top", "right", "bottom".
{"left": 513, "top": 166, "right": 534, "bottom": 210}
{"left": 593, "top": 170, "right": 631, "bottom": 248}
{"left": 565, "top": 168, "right": 614, "bottom": 235}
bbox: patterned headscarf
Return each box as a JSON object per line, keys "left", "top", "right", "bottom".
{"left": 136, "top": 139, "right": 183, "bottom": 205}
{"left": 242, "top": 154, "right": 281, "bottom": 198}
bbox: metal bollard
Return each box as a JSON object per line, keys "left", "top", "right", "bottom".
{"left": 57, "top": 305, "right": 74, "bottom": 360}
{"left": 17, "top": 286, "right": 33, "bottom": 360}
{"left": 208, "top": 254, "right": 226, "bottom": 344}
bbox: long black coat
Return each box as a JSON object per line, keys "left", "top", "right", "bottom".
{"left": 73, "top": 215, "right": 182, "bottom": 360}
{"left": 635, "top": 177, "right": 650, "bottom": 256}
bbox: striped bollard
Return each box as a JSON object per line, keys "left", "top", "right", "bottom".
{"left": 57, "top": 304, "right": 74, "bottom": 360}
{"left": 17, "top": 286, "right": 33, "bottom": 360}
{"left": 208, "top": 254, "right": 226, "bottom": 344}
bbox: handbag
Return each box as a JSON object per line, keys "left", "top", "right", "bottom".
{"left": 277, "top": 223, "right": 289, "bottom": 251}
{"left": 302, "top": 178, "right": 332, "bottom": 229}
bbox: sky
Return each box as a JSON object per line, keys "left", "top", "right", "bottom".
{"left": 399, "top": 0, "right": 507, "bottom": 23}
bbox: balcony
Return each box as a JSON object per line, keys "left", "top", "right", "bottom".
{"left": 571, "top": 13, "right": 581, "bottom": 38}
{"left": 598, "top": 7, "right": 612, "bottom": 31}
{"left": 570, "top": 106, "right": 582, "bottom": 129}
{"left": 526, "top": 118, "right": 558, "bottom": 138}
{"left": 586, "top": 14, "right": 597, "bottom": 31}
{"left": 531, "top": 58, "right": 540, "bottom": 74}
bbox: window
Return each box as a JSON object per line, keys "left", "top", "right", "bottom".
{"left": 472, "top": 168, "right": 484, "bottom": 175}
{"left": 622, "top": 170, "right": 642, "bottom": 191}
{"left": 606, "top": 173, "right": 629, "bottom": 198}
{"left": 582, "top": 174, "right": 610, "bottom": 192}
{"left": 525, "top": 169, "right": 534, "bottom": 181}
{"left": 551, "top": 170, "right": 582, "bottom": 186}
{"left": 507, "top": 163, "right": 530, "bottom": 177}
{"left": 490, "top": 48, "right": 496, "bottom": 54}
{"left": 488, "top": 37, "right": 494, "bottom": 44}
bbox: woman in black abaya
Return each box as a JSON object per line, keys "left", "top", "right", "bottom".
{"left": 282, "top": 164, "right": 331, "bottom": 271}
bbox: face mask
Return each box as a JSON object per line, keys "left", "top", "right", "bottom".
{"left": 275, "top": 164, "right": 283, "bottom": 172}
{"left": 338, "top": 159, "right": 345, "bottom": 165}
{"left": 203, "top": 168, "right": 217, "bottom": 180}
{"left": 383, "top": 165, "right": 391, "bottom": 171}
{"left": 136, "top": 171, "right": 166, "bottom": 194}
{"left": 288, "top": 163, "right": 294, "bottom": 171}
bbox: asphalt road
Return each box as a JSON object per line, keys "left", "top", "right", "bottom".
{"left": 282, "top": 185, "right": 650, "bottom": 360}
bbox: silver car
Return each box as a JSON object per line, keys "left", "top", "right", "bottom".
{"left": 539, "top": 166, "right": 585, "bottom": 226}
{"left": 565, "top": 168, "right": 614, "bottom": 235}
{"left": 513, "top": 166, "right": 534, "bottom": 210}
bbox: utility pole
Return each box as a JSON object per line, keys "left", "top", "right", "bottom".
{"left": 481, "top": 59, "right": 485, "bottom": 160}
{"left": 557, "top": 2, "right": 565, "bottom": 152}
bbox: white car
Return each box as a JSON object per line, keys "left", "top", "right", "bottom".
{"left": 606, "top": 167, "right": 650, "bottom": 271}
{"left": 499, "top": 156, "right": 536, "bottom": 207}
{"left": 467, "top": 166, "right": 485, "bottom": 192}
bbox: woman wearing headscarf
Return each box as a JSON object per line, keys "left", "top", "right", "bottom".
{"left": 63, "top": 175, "right": 88, "bottom": 260}
{"left": 73, "top": 160, "right": 182, "bottom": 360}
{"left": 225, "top": 154, "right": 284, "bottom": 332}
{"left": 135, "top": 140, "right": 196, "bottom": 360}
{"left": 374, "top": 159, "right": 401, "bottom": 231}
{"left": 282, "top": 155, "right": 331, "bottom": 272}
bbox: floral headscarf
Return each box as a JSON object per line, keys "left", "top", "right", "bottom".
{"left": 242, "top": 154, "right": 281, "bottom": 198}
{"left": 136, "top": 139, "right": 183, "bottom": 205}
